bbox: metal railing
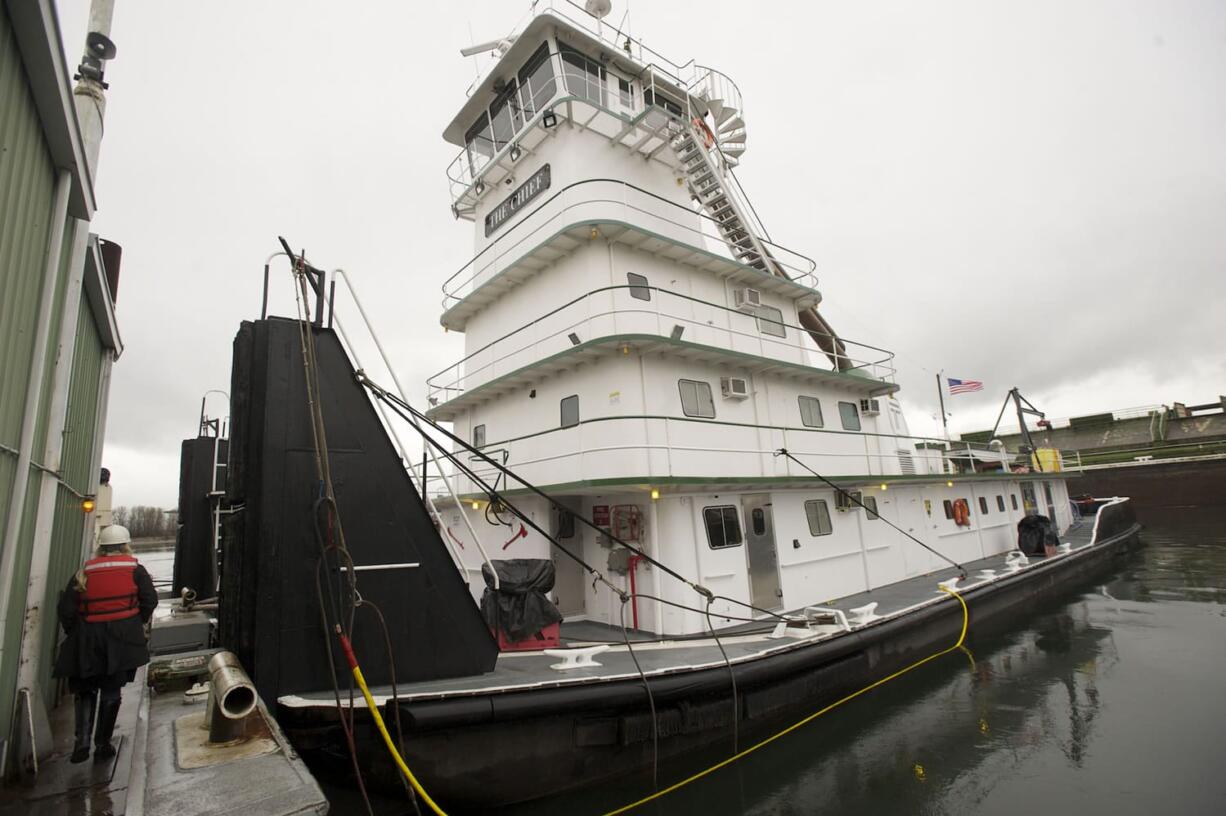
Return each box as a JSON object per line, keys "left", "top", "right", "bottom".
{"left": 447, "top": 35, "right": 745, "bottom": 208}
{"left": 410, "top": 421, "right": 1071, "bottom": 502}
{"left": 440, "top": 179, "right": 819, "bottom": 310}
{"left": 427, "top": 285, "right": 896, "bottom": 407}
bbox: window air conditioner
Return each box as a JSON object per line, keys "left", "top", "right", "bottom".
{"left": 720, "top": 376, "right": 750, "bottom": 399}
{"left": 859, "top": 398, "right": 881, "bottom": 416}
{"left": 835, "top": 491, "right": 854, "bottom": 512}
{"left": 733, "top": 288, "right": 762, "bottom": 312}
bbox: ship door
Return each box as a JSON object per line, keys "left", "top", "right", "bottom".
{"left": 1021, "top": 483, "right": 1038, "bottom": 516}
{"left": 742, "top": 494, "right": 782, "bottom": 611}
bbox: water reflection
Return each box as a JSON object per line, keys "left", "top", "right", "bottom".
{"left": 512, "top": 506, "right": 1226, "bottom": 816}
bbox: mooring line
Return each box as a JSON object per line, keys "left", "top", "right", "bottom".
{"left": 600, "top": 587, "right": 970, "bottom": 816}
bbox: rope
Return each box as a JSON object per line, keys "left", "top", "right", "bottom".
{"left": 337, "top": 630, "right": 448, "bottom": 816}
{"left": 361, "top": 377, "right": 715, "bottom": 602}
{"left": 776, "top": 448, "right": 966, "bottom": 576}
{"left": 600, "top": 587, "right": 970, "bottom": 815}
{"left": 620, "top": 597, "right": 659, "bottom": 791}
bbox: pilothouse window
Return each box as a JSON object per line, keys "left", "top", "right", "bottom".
{"left": 489, "top": 79, "right": 524, "bottom": 151}
{"left": 517, "top": 43, "right": 556, "bottom": 115}
{"left": 627, "top": 272, "right": 651, "bottom": 301}
{"left": 838, "top": 401, "right": 861, "bottom": 431}
{"left": 559, "top": 43, "right": 606, "bottom": 106}
{"left": 464, "top": 112, "right": 494, "bottom": 170}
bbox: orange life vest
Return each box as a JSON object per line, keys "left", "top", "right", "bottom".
{"left": 78, "top": 554, "right": 140, "bottom": 623}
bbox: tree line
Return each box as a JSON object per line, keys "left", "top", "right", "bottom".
{"left": 111, "top": 506, "right": 178, "bottom": 539}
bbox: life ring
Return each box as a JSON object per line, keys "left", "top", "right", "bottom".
{"left": 692, "top": 116, "right": 715, "bottom": 149}
{"left": 952, "top": 498, "right": 971, "bottom": 527}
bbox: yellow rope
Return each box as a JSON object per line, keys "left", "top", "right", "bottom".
{"left": 350, "top": 663, "right": 449, "bottom": 816}
{"left": 601, "top": 588, "right": 970, "bottom": 815}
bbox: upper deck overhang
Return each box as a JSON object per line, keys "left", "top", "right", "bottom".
{"left": 426, "top": 332, "right": 898, "bottom": 422}
{"left": 441, "top": 216, "right": 822, "bottom": 333}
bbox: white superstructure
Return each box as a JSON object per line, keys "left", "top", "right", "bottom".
{"left": 427, "top": 1, "right": 1074, "bottom": 635}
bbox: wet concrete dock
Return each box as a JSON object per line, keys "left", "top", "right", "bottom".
{"left": 0, "top": 665, "right": 328, "bottom": 815}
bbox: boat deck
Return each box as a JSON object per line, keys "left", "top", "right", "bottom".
{"left": 280, "top": 521, "right": 1099, "bottom": 709}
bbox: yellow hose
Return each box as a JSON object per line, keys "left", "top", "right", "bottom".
{"left": 601, "top": 587, "right": 969, "bottom": 815}
{"left": 346, "top": 657, "right": 449, "bottom": 816}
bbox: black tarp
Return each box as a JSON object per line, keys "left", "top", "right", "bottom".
{"left": 481, "top": 559, "right": 563, "bottom": 642}
{"left": 1017, "top": 514, "right": 1059, "bottom": 556}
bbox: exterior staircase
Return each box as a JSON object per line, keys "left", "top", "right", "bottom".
{"left": 671, "top": 108, "right": 852, "bottom": 371}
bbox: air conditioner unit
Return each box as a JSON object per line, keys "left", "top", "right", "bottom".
{"left": 720, "top": 376, "right": 750, "bottom": 399}
{"left": 835, "top": 491, "right": 855, "bottom": 512}
{"left": 733, "top": 288, "right": 762, "bottom": 312}
{"left": 859, "top": 398, "right": 881, "bottom": 416}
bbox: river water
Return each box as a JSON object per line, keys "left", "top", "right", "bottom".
{"left": 155, "top": 506, "right": 1226, "bottom": 815}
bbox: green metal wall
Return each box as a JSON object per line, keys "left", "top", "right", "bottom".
{"left": 0, "top": 4, "right": 56, "bottom": 545}
{"left": 37, "top": 306, "right": 104, "bottom": 704}
{"left": 0, "top": 5, "right": 105, "bottom": 743}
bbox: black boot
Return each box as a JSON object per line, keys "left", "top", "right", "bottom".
{"left": 93, "top": 696, "right": 121, "bottom": 762}
{"left": 70, "top": 692, "right": 96, "bottom": 763}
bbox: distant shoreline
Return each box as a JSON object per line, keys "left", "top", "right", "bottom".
{"left": 130, "top": 536, "right": 175, "bottom": 551}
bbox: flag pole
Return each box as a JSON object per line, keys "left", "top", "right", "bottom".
{"left": 937, "top": 372, "right": 950, "bottom": 441}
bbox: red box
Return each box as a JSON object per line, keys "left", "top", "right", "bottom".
{"left": 493, "top": 622, "right": 561, "bottom": 652}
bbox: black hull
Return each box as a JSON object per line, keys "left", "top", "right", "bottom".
{"left": 279, "top": 507, "right": 1140, "bottom": 810}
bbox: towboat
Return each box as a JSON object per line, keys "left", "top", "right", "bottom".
{"left": 200, "top": 2, "right": 1142, "bottom": 810}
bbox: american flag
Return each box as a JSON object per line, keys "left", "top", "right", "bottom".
{"left": 947, "top": 377, "right": 984, "bottom": 395}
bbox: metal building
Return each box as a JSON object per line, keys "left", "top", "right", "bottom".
{"left": 0, "top": 0, "right": 122, "bottom": 774}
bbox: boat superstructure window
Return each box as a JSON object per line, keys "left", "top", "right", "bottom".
{"left": 703, "top": 506, "right": 742, "bottom": 549}
{"left": 678, "top": 379, "right": 715, "bottom": 418}
{"left": 489, "top": 80, "right": 524, "bottom": 152}
{"left": 798, "top": 396, "right": 824, "bottom": 428}
{"left": 472, "top": 424, "right": 486, "bottom": 448}
{"left": 838, "top": 401, "right": 861, "bottom": 431}
{"left": 943, "top": 499, "right": 954, "bottom": 519}
{"left": 517, "top": 43, "right": 557, "bottom": 116}
{"left": 617, "top": 76, "right": 635, "bottom": 110}
{"left": 979, "top": 496, "right": 989, "bottom": 514}
{"left": 751, "top": 507, "right": 766, "bottom": 535}
{"left": 756, "top": 305, "right": 786, "bottom": 338}
{"left": 804, "top": 499, "right": 833, "bottom": 536}
{"left": 643, "top": 88, "right": 683, "bottom": 117}
{"left": 464, "top": 112, "right": 494, "bottom": 170}
{"left": 560, "top": 395, "right": 579, "bottom": 428}
{"left": 557, "top": 510, "right": 575, "bottom": 539}
{"left": 627, "top": 272, "right": 651, "bottom": 301}
{"left": 996, "top": 495, "right": 1006, "bottom": 512}
{"left": 862, "top": 495, "right": 879, "bottom": 520}
{"left": 559, "top": 43, "right": 606, "bottom": 106}
{"left": 1011, "top": 494, "right": 1019, "bottom": 511}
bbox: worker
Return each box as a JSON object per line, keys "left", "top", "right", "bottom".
{"left": 53, "top": 524, "right": 157, "bottom": 763}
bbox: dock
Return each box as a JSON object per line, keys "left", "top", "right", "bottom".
{"left": 0, "top": 665, "right": 327, "bottom": 815}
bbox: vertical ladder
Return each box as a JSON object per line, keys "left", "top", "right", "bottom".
{"left": 671, "top": 120, "right": 852, "bottom": 370}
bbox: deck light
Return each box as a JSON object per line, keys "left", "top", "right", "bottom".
{"left": 568, "top": 333, "right": 581, "bottom": 345}
{"left": 474, "top": 180, "right": 485, "bottom": 195}
{"left": 470, "top": 500, "right": 481, "bottom": 510}
{"left": 880, "top": 484, "right": 887, "bottom": 491}
{"left": 542, "top": 110, "right": 558, "bottom": 129}
{"left": 670, "top": 324, "right": 685, "bottom": 340}
{"left": 651, "top": 488, "right": 660, "bottom": 501}
{"left": 946, "top": 480, "right": 954, "bottom": 487}
{"left": 82, "top": 498, "right": 96, "bottom": 513}
{"left": 621, "top": 344, "right": 630, "bottom": 355}
{"left": 509, "top": 144, "right": 522, "bottom": 162}
{"left": 589, "top": 226, "right": 600, "bottom": 240}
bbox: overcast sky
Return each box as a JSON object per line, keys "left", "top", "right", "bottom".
{"left": 53, "top": 0, "right": 1225, "bottom": 508}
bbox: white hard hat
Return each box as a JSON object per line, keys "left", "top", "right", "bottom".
{"left": 98, "top": 524, "right": 131, "bottom": 548}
